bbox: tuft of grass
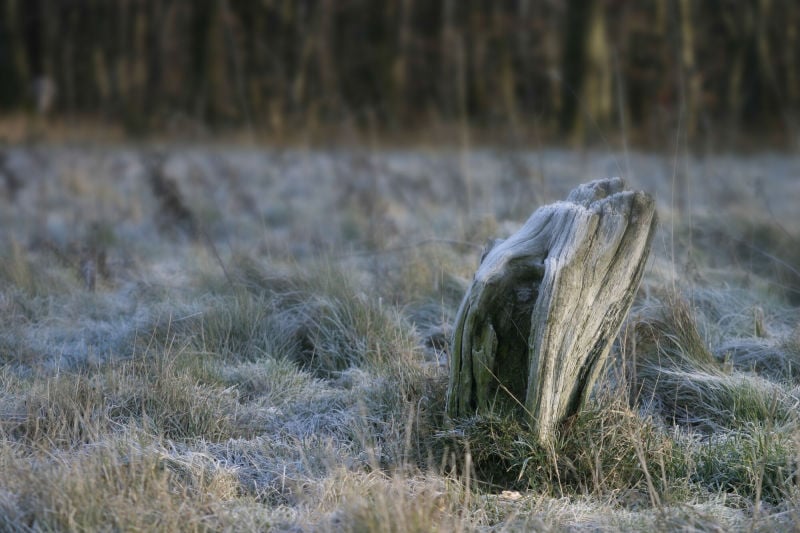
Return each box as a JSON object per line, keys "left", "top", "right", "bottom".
{"left": 631, "top": 297, "right": 719, "bottom": 373}
{"left": 220, "top": 356, "right": 322, "bottom": 405}
{"left": 343, "top": 365, "right": 449, "bottom": 471}
{"left": 292, "top": 290, "right": 418, "bottom": 377}
{"left": 629, "top": 298, "right": 797, "bottom": 430}
{"left": 112, "top": 344, "right": 244, "bottom": 442}
{"left": 227, "top": 260, "right": 424, "bottom": 378}
{"left": 0, "top": 439, "right": 251, "bottom": 532}
{"left": 4, "top": 370, "right": 109, "bottom": 448}
{"left": 692, "top": 426, "right": 796, "bottom": 505}
{"left": 190, "top": 291, "right": 297, "bottom": 362}
{"left": 438, "top": 397, "right": 686, "bottom": 499}
{"left": 551, "top": 402, "right": 687, "bottom": 499}
{"left": 2, "top": 341, "right": 245, "bottom": 448}
{"left": 157, "top": 259, "right": 426, "bottom": 380}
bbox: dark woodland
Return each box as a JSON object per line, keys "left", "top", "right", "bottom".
{"left": 1, "top": 0, "right": 798, "bottom": 145}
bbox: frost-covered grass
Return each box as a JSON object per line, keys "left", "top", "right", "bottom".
{"left": 0, "top": 144, "right": 799, "bottom": 531}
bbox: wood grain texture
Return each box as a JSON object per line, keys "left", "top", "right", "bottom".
{"left": 446, "top": 178, "right": 657, "bottom": 444}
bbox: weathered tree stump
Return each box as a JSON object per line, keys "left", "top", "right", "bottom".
{"left": 446, "top": 178, "right": 656, "bottom": 444}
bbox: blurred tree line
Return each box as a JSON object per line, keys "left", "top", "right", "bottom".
{"left": 0, "top": 0, "right": 797, "bottom": 145}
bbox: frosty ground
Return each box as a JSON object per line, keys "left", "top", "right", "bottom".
{"left": 1, "top": 144, "right": 798, "bottom": 531}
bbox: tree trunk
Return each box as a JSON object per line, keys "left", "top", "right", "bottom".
{"left": 446, "top": 178, "right": 656, "bottom": 445}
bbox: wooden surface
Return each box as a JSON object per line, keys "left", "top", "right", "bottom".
{"left": 447, "top": 178, "right": 657, "bottom": 444}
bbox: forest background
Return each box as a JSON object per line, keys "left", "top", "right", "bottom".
{"left": 1, "top": 0, "right": 797, "bottom": 148}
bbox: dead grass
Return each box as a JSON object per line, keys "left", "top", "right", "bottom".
{"left": 0, "top": 437, "right": 251, "bottom": 532}
{"left": 1, "top": 144, "right": 799, "bottom": 531}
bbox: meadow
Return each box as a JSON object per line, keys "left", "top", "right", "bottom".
{"left": 0, "top": 143, "right": 799, "bottom": 531}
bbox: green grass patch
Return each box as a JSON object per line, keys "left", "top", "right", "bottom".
{"left": 692, "top": 427, "right": 796, "bottom": 505}
{"left": 439, "top": 399, "right": 686, "bottom": 499}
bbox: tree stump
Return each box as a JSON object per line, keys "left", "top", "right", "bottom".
{"left": 446, "top": 178, "right": 656, "bottom": 445}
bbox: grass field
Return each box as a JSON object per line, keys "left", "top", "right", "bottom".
{"left": 0, "top": 143, "right": 799, "bottom": 531}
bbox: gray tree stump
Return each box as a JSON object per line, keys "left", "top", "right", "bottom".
{"left": 446, "top": 178, "right": 656, "bottom": 445}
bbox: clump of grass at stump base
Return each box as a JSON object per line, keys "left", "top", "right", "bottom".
{"left": 439, "top": 397, "right": 685, "bottom": 497}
